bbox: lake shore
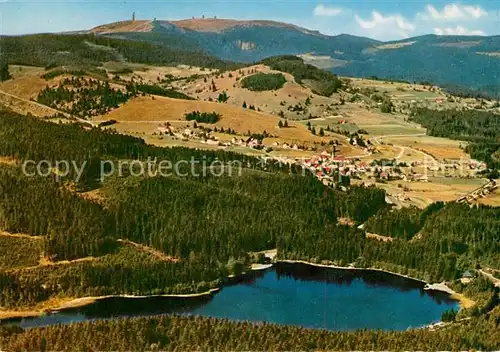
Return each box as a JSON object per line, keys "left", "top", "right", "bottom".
{"left": 0, "top": 259, "right": 473, "bottom": 322}
{"left": 276, "top": 259, "right": 474, "bottom": 309}
{"left": 0, "top": 288, "right": 221, "bottom": 321}
{"left": 0, "top": 264, "right": 276, "bottom": 322}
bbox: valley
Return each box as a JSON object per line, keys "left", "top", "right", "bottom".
{"left": 1, "top": 56, "right": 498, "bottom": 208}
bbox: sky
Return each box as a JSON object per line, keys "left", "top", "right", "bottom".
{"left": 1, "top": 0, "right": 499, "bottom": 41}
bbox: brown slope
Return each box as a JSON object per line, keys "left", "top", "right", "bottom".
{"left": 94, "top": 95, "right": 322, "bottom": 143}
{"left": 91, "top": 20, "right": 153, "bottom": 34}
{"left": 90, "top": 18, "right": 324, "bottom": 36}
{"left": 168, "top": 18, "right": 324, "bottom": 36}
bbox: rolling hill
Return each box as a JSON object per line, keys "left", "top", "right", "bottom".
{"left": 1, "top": 18, "right": 500, "bottom": 96}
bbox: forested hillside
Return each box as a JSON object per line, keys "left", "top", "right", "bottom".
{"left": 365, "top": 206, "right": 424, "bottom": 240}
{"left": 0, "top": 33, "right": 235, "bottom": 69}
{"left": 282, "top": 200, "right": 500, "bottom": 286}
{"left": 1, "top": 307, "right": 499, "bottom": 351}
{"left": 0, "top": 108, "right": 498, "bottom": 311}
{"left": 0, "top": 109, "right": 387, "bottom": 308}
{"left": 37, "top": 77, "right": 132, "bottom": 117}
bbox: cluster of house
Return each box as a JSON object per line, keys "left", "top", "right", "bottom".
{"left": 457, "top": 180, "right": 498, "bottom": 204}
{"left": 423, "top": 160, "right": 488, "bottom": 175}
{"left": 157, "top": 123, "right": 268, "bottom": 149}
{"left": 228, "top": 137, "right": 263, "bottom": 148}
{"left": 157, "top": 124, "right": 212, "bottom": 142}
{"left": 157, "top": 123, "right": 314, "bottom": 151}
{"left": 299, "top": 151, "right": 488, "bottom": 187}
{"left": 301, "top": 152, "right": 411, "bottom": 183}
{"left": 220, "top": 138, "right": 308, "bottom": 151}
{"left": 270, "top": 141, "right": 302, "bottom": 150}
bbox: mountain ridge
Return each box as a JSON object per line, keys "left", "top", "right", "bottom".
{"left": 87, "top": 18, "right": 500, "bottom": 95}
{"left": 2, "top": 18, "right": 499, "bottom": 96}
{"left": 88, "top": 18, "right": 499, "bottom": 44}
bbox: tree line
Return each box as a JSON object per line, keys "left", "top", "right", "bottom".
{"left": 0, "top": 33, "right": 236, "bottom": 70}
{"left": 279, "top": 200, "right": 500, "bottom": 293}
{"left": 37, "top": 77, "right": 132, "bottom": 117}
{"left": 260, "top": 56, "right": 343, "bottom": 96}
{"left": 0, "top": 306, "right": 498, "bottom": 351}
{"left": 185, "top": 111, "right": 221, "bottom": 124}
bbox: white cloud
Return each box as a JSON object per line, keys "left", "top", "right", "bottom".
{"left": 355, "top": 11, "right": 415, "bottom": 38}
{"left": 434, "top": 26, "right": 485, "bottom": 36}
{"left": 313, "top": 3, "right": 492, "bottom": 41}
{"left": 463, "top": 5, "right": 488, "bottom": 19}
{"left": 313, "top": 4, "right": 342, "bottom": 17}
{"left": 425, "top": 3, "right": 487, "bottom": 20}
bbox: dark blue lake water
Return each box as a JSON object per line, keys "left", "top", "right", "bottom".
{"left": 3, "top": 263, "right": 459, "bottom": 330}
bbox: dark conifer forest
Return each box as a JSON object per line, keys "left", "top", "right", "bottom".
{"left": 0, "top": 34, "right": 236, "bottom": 70}
{"left": 241, "top": 72, "right": 287, "bottom": 91}
{"left": 260, "top": 56, "right": 343, "bottom": 96}
{"left": 0, "top": 307, "right": 499, "bottom": 351}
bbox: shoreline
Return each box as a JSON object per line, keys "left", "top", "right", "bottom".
{"left": 0, "top": 260, "right": 473, "bottom": 322}
{"left": 277, "top": 259, "right": 474, "bottom": 309}
{"left": 0, "top": 264, "right": 275, "bottom": 321}
{"left": 0, "top": 288, "right": 221, "bottom": 322}
{"left": 278, "top": 259, "right": 426, "bottom": 284}
{"left": 55, "top": 287, "right": 221, "bottom": 310}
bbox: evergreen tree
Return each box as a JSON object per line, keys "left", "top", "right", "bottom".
{"left": 381, "top": 100, "right": 393, "bottom": 113}
{"left": 0, "top": 60, "right": 11, "bottom": 82}
{"left": 217, "top": 91, "right": 229, "bottom": 103}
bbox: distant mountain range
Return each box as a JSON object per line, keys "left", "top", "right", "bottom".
{"left": 90, "top": 19, "right": 500, "bottom": 96}
{"left": 2, "top": 18, "right": 500, "bottom": 96}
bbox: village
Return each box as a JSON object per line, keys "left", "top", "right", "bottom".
{"left": 156, "top": 121, "right": 489, "bottom": 189}
{"left": 300, "top": 151, "right": 488, "bottom": 185}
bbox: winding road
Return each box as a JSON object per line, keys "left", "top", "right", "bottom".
{"left": 479, "top": 269, "right": 500, "bottom": 288}
{"left": 372, "top": 133, "right": 439, "bottom": 164}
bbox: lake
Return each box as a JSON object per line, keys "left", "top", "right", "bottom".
{"left": 3, "top": 262, "right": 459, "bottom": 330}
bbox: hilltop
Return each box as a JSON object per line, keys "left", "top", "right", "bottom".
{"left": 91, "top": 20, "right": 153, "bottom": 34}
{"left": 171, "top": 18, "right": 325, "bottom": 37}
{"left": 91, "top": 18, "right": 326, "bottom": 37}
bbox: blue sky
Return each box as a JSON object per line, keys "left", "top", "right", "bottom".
{"left": 1, "top": 0, "right": 499, "bottom": 40}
